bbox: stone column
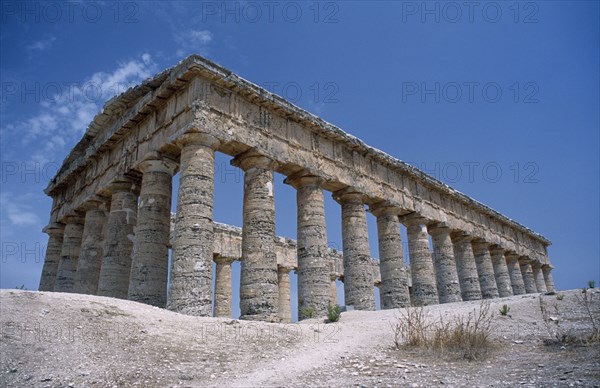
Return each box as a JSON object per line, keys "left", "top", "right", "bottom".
{"left": 97, "top": 179, "right": 139, "bottom": 299}
{"left": 532, "top": 262, "right": 548, "bottom": 293}
{"left": 128, "top": 155, "right": 177, "bottom": 307}
{"left": 73, "top": 198, "right": 108, "bottom": 295}
{"left": 506, "top": 252, "right": 526, "bottom": 295}
{"left": 285, "top": 172, "right": 331, "bottom": 319}
{"left": 214, "top": 256, "right": 234, "bottom": 318}
{"left": 452, "top": 233, "right": 482, "bottom": 301}
{"left": 519, "top": 257, "right": 538, "bottom": 294}
{"left": 278, "top": 265, "right": 292, "bottom": 323}
{"left": 489, "top": 246, "right": 513, "bottom": 298}
{"left": 471, "top": 239, "right": 500, "bottom": 299}
{"left": 371, "top": 203, "right": 411, "bottom": 309}
{"left": 542, "top": 264, "right": 556, "bottom": 293}
{"left": 330, "top": 275, "right": 338, "bottom": 306}
{"left": 429, "top": 224, "right": 462, "bottom": 304}
{"left": 168, "top": 133, "right": 219, "bottom": 316}
{"left": 402, "top": 214, "right": 439, "bottom": 306}
{"left": 38, "top": 223, "right": 65, "bottom": 291}
{"left": 232, "top": 150, "right": 279, "bottom": 321}
{"left": 54, "top": 214, "right": 85, "bottom": 292}
{"left": 333, "top": 189, "right": 375, "bottom": 310}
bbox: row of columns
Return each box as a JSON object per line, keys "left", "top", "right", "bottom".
{"left": 40, "top": 132, "right": 556, "bottom": 322}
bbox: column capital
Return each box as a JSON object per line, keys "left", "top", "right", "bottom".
{"left": 518, "top": 256, "right": 532, "bottom": 264}
{"left": 427, "top": 222, "right": 452, "bottom": 234}
{"left": 277, "top": 264, "right": 293, "bottom": 274}
{"left": 399, "top": 212, "right": 430, "bottom": 226}
{"left": 63, "top": 213, "right": 85, "bottom": 225}
{"left": 214, "top": 255, "right": 236, "bottom": 265}
{"left": 450, "top": 231, "right": 474, "bottom": 243}
{"left": 504, "top": 251, "right": 520, "bottom": 260}
{"left": 106, "top": 177, "right": 140, "bottom": 195}
{"left": 42, "top": 222, "right": 65, "bottom": 236}
{"left": 231, "top": 149, "right": 275, "bottom": 171}
{"left": 138, "top": 152, "right": 178, "bottom": 175}
{"left": 369, "top": 201, "right": 404, "bottom": 217}
{"left": 78, "top": 195, "right": 109, "bottom": 212}
{"left": 471, "top": 238, "right": 492, "bottom": 250}
{"left": 488, "top": 245, "right": 505, "bottom": 255}
{"left": 541, "top": 263, "right": 554, "bottom": 270}
{"left": 332, "top": 187, "right": 367, "bottom": 205}
{"left": 175, "top": 132, "right": 220, "bottom": 150}
{"left": 283, "top": 170, "right": 323, "bottom": 189}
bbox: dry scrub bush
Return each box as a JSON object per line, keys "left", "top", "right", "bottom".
{"left": 391, "top": 301, "right": 493, "bottom": 361}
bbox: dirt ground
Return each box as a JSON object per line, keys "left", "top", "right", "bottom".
{"left": 1, "top": 289, "right": 599, "bottom": 387}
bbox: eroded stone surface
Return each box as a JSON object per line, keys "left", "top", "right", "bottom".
{"left": 429, "top": 224, "right": 462, "bottom": 304}
{"left": 453, "top": 234, "right": 482, "bottom": 301}
{"left": 403, "top": 215, "right": 438, "bottom": 306}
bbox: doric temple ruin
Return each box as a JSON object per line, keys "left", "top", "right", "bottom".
{"left": 39, "top": 54, "right": 555, "bottom": 322}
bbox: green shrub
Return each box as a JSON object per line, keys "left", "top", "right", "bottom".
{"left": 300, "top": 306, "right": 316, "bottom": 319}
{"left": 499, "top": 304, "right": 510, "bottom": 316}
{"left": 588, "top": 280, "right": 596, "bottom": 289}
{"left": 326, "top": 302, "right": 342, "bottom": 323}
{"left": 556, "top": 294, "right": 564, "bottom": 301}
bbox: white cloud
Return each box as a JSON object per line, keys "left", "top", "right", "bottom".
{"left": 174, "top": 29, "right": 213, "bottom": 58}
{"left": 0, "top": 192, "right": 41, "bottom": 227}
{"left": 1, "top": 53, "right": 157, "bottom": 164}
{"left": 26, "top": 36, "right": 56, "bottom": 52}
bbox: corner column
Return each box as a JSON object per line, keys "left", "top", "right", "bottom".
{"left": 429, "top": 224, "right": 462, "bottom": 304}
{"left": 278, "top": 265, "right": 292, "bottom": 323}
{"left": 532, "top": 262, "right": 548, "bottom": 293}
{"left": 370, "top": 203, "right": 411, "bottom": 308}
{"left": 128, "top": 155, "right": 177, "bottom": 307}
{"left": 214, "top": 256, "right": 234, "bottom": 318}
{"left": 519, "top": 257, "right": 538, "bottom": 294}
{"left": 232, "top": 150, "right": 279, "bottom": 321}
{"left": 542, "top": 264, "right": 556, "bottom": 292}
{"left": 333, "top": 189, "right": 375, "bottom": 310}
{"left": 168, "top": 133, "right": 219, "bottom": 316}
{"left": 402, "top": 214, "right": 439, "bottom": 306}
{"left": 452, "top": 233, "right": 482, "bottom": 301}
{"left": 38, "top": 223, "right": 65, "bottom": 291}
{"left": 97, "top": 179, "right": 139, "bottom": 299}
{"left": 489, "top": 246, "right": 513, "bottom": 298}
{"left": 471, "top": 239, "right": 500, "bottom": 299}
{"left": 74, "top": 198, "right": 108, "bottom": 295}
{"left": 329, "top": 275, "right": 338, "bottom": 305}
{"left": 54, "top": 214, "right": 85, "bottom": 292}
{"left": 506, "top": 252, "right": 526, "bottom": 295}
{"left": 285, "top": 172, "right": 331, "bottom": 319}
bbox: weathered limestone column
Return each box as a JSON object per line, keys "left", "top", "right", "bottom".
{"left": 542, "top": 265, "right": 556, "bottom": 292}
{"left": 452, "top": 233, "right": 482, "bottom": 301}
{"left": 278, "top": 265, "right": 292, "bottom": 323}
{"left": 429, "top": 223, "right": 462, "bottom": 304}
{"left": 370, "top": 203, "right": 411, "bottom": 308}
{"left": 506, "top": 252, "right": 526, "bottom": 295}
{"left": 54, "top": 214, "right": 85, "bottom": 292}
{"left": 519, "top": 257, "right": 538, "bottom": 294}
{"left": 402, "top": 214, "right": 439, "bottom": 306}
{"left": 285, "top": 172, "right": 331, "bottom": 319}
{"left": 471, "top": 239, "right": 500, "bottom": 299}
{"left": 168, "top": 133, "right": 219, "bottom": 316}
{"left": 232, "top": 150, "right": 279, "bottom": 321}
{"left": 73, "top": 198, "right": 108, "bottom": 295}
{"left": 213, "top": 256, "right": 234, "bottom": 318}
{"left": 38, "top": 223, "right": 65, "bottom": 291}
{"left": 532, "top": 262, "right": 548, "bottom": 293}
{"left": 333, "top": 189, "right": 375, "bottom": 310}
{"left": 489, "top": 246, "right": 513, "bottom": 298}
{"left": 97, "top": 179, "right": 139, "bottom": 299}
{"left": 128, "top": 155, "right": 177, "bottom": 307}
{"left": 329, "top": 275, "right": 338, "bottom": 305}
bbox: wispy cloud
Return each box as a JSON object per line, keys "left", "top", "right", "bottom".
{"left": 26, "top": 36, "right": 56, "bottom": 52}
{"left": 0, "top": 192, "right": 41, "bottom": 227}
{"left": 174, "top": 29, "right": 213, "bottom": 58}
{"left": 1, "top": 53, "right": 158, "bottom": 164}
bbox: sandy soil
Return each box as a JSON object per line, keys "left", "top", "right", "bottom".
{"left": 1, "top": 289, "right": 599, "bottom": 387}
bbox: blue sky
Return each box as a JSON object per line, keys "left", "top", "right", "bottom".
{"left": 1, "top": 1, "right": 598, "bottom": 320}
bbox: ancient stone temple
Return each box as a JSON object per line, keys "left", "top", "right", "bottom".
{"left": 39, "top": 55, "right": 555, "bottom": 322}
